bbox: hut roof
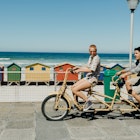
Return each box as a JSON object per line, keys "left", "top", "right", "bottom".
{"left": 110, "top": 63, "right": 124, "bottom": 69}
{"left": 7, "top": 63, "right": 21, "bottom": 68}
{"left": 25, "top": 63, "right": 50, "bottom": 68}
{"left": 54, "top": 62, "right": 75, "bottom": 68}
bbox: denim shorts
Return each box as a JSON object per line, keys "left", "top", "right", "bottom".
{"left": 84, "top": 73, "right": 98, "bottom": 87}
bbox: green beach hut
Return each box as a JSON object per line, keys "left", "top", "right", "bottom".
{"left": 7, "top": 63, "right": 21, "bottom": 85}
{"left": 110, "top": 64, "right": 124, "bottom": 72}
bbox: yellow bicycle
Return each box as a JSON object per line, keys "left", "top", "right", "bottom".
{"left": 41, "top": 68, "right": 140, "bottom": 121}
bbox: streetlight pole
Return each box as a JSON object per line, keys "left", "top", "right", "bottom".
{"left": 126, "top": 0, "right": 139, "bottom": 101}
{"left": 126, "top": 0, "right": 139, "bottom": 68}
{"left": 129, "top": 9, "right": 134, "bottom": 68}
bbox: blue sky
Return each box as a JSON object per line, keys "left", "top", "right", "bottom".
{"left": 0, "top": 0, "right": 140, "bottom": 53}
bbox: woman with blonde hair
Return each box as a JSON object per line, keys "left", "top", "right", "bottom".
{"left": 71, "top": 44, "right": 100, "bottom": 111}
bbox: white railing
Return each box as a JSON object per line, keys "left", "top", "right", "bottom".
{"left": 0, "top": 71, "right": 81, "bottom": 102}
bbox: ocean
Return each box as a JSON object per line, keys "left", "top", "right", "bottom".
{"left": 0, "top": 52, "right": 135, "bottom": 68}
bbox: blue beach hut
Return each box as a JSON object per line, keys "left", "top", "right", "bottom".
{"left": 98, "top": 64, "right": 110, "bottom": 82}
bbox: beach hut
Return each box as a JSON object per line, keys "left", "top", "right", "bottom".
{"left": 0, "top": 65, "right": 4, "bottom": 85}
{"left": 7, "top": 63, "right": 21, "bottom": 85}
{"left": 25, "top": 63, "right": 51, "bottom": 85}
{"left": 54, "top": 62, "right": 78, "bottom": 85}
{"left": 110, "top": 64, "right": 124, "bottom": 72}
{"left": 98, "top": 64, "right": 110, "bottom": 82}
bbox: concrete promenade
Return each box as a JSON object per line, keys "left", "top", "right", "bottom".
{"left": 0, "top": 102, "right": 140, "bottom": 140}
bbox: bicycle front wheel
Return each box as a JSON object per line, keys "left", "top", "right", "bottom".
{"left": 41, "top": 94, "right": 69, "bottom": 121}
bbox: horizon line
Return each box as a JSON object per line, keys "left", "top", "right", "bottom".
{"left": 0, "top": 51, "right": 130, "bottom": 54}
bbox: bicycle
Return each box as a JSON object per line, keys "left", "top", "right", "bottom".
{"left": 41, "top": 68, "right": 140, "bottom": 121}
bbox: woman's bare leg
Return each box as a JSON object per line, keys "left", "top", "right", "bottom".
{"left": 72, "top": 78, "right": 86, "bottom": 88}
{"left": 125, "top": 80, "right": 132, "bottom": 91}
{"left": 132, "top": 91, "right": 140, "bottom": 104}
{"left": 71, "top": 79, "right": 91, "bottom": 102}
{"left": 126, "top": 80, "right": 140, "bottom": 104}
{"left": 71, "top": 79, "right": 86, "bottom": 101}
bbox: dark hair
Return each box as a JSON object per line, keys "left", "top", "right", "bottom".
{"left": 135, "top": 47, "right": 140, "bottom": 66}
{"left": 134, "top": 47, "right": 140, "bottom": 52}
{"left": 136, "top": 60, "right": 139, "bottom": 66}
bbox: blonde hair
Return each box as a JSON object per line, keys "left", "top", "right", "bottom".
{"left": 89, "top": 44, "right": 97, "bottom": 51}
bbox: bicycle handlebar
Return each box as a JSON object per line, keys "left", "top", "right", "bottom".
{"left": 112, "top": 74, "right": 125, "bottom": 89}
{"left": 112, "top": 75, "right": 120, "bottom": 83}
{"left": 61, "top": 67, "right": 75, "bottom": 87}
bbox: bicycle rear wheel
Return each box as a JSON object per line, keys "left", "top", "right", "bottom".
{"left": 41, "top": 94, "right": 69, "bottom": 121}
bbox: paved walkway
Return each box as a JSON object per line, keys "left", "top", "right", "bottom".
{"left": 0, "top": 102, "right": 140, "bottom": 140}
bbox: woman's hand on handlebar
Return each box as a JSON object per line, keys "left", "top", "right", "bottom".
{"left": 70, "top": 67, "right": 79, "bottom": 74}
{"left": 116, "top": 71, "right": 121, "bottom": 76}
{"left": 112, "top": 74, "right": 125, "bottom": 88}
{"left": 73, "top": 66, "right": 80, "bottom": 70}
{"left": 116, "top": 71, "right": 127, "bottom": 79}
{"left": 119, "top": 73, "right": 128, "bottom": 79}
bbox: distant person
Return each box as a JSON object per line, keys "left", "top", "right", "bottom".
{"left": 71, "top": 44, "right": 100, "bottom": 111}
{"left": 116, "top": 47, "right": 140, "bottom": 104}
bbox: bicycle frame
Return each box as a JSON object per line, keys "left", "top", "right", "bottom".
{"left": 50, "top": 68, "right": 139, "bottom": 114}
{"left": 86, "top": 75, "right": 139, "bottom": 114}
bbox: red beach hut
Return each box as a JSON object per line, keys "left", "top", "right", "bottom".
{"left": 54, "top": 62, "right": 78, "bottom": 84}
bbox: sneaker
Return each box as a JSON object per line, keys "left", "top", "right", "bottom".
{"left": 83, "top": 100, "right": 93, "bottom": 111}
{"left": 128, "top": 96, "right": 134, "bottom": 103}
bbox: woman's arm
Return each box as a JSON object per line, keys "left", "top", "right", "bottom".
{"left": 73, "top": 66, "right": 92, "bottom": 73}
